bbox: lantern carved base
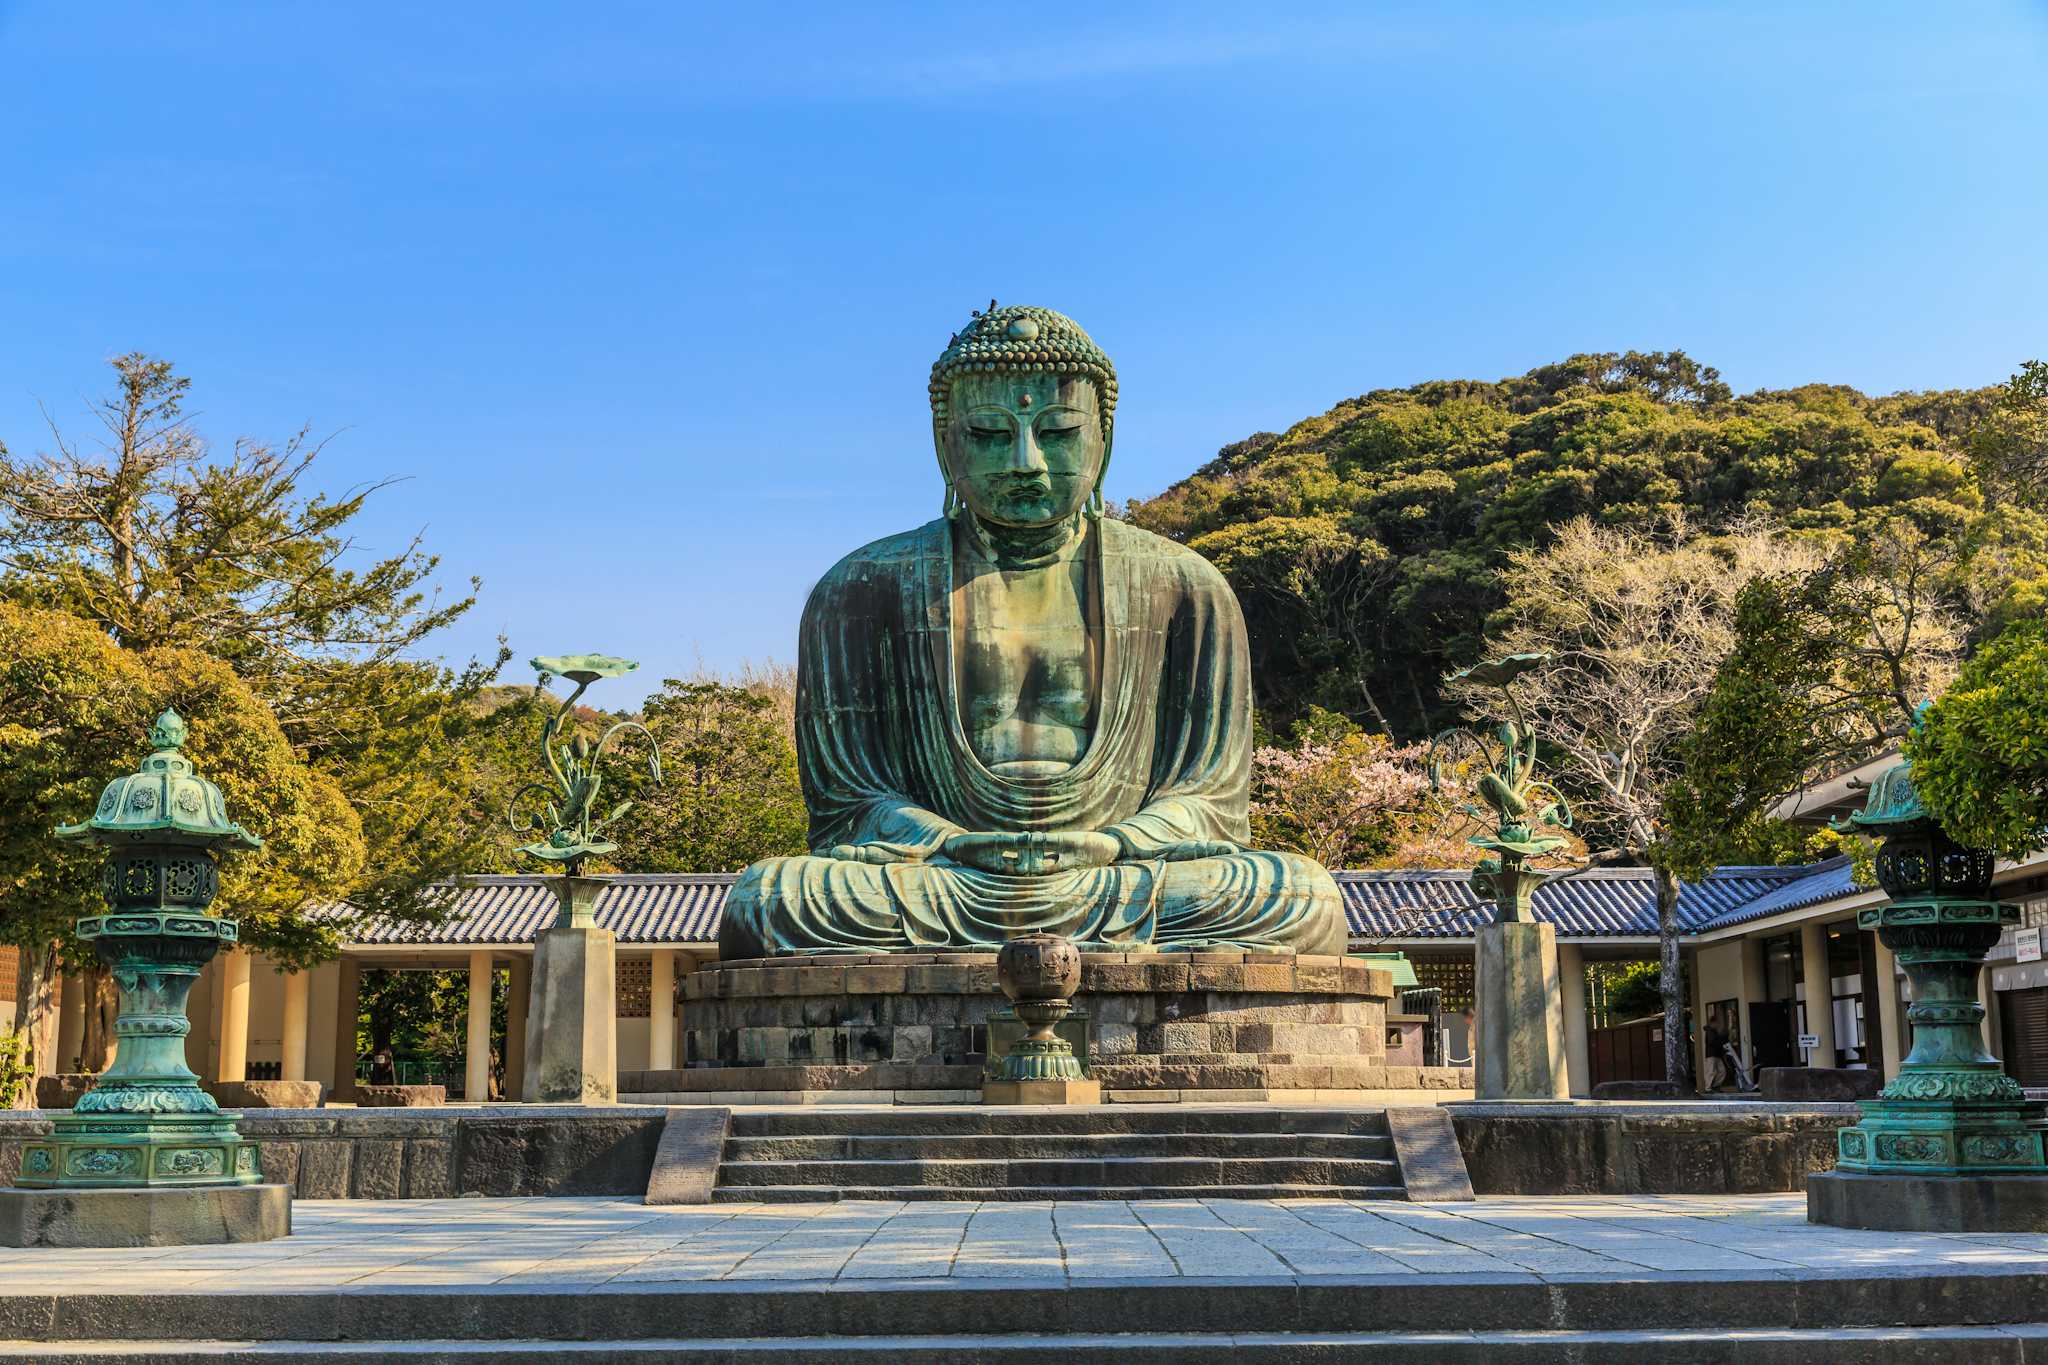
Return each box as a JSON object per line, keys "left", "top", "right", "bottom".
{"left": 16, "top": 911, "right": 266, "bottom": 1192}
{"left": 1811, "top": 900, "right": 2048, "bottom": 1230}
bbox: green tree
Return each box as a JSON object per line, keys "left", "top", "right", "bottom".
{"left": 356, "top": 966, "right": 506, "bottom": 1096}
{"left": 1665, "top": 534, "right": 1963, "bottom": 882}
{"left": 0, "top": 353, "right": 508, "bottom": 932}
{"left": 1970, "top": 360, "right": 2048, "bottom": 505}
{"left": 609, "top": 678, "right": 806, "bottom": 873}
{"left": 0, "top": 602, "right": 364, "bottom": 1096}
{"left": 1124, "top": 353, "right": 2035, "bottom": 737}
{"left": 1908, "top": 618, "right": 2048, "bottom": 860}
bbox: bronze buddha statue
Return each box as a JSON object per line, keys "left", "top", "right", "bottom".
{"left": 719, "top": 305, "right": 1346, "bottom": 958}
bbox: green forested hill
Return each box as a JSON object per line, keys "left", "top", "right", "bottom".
{"left": 1122, "top": 351, "right": 2038, "bottom": 738}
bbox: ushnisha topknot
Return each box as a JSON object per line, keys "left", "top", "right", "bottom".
{"left": 928, "top": 302, "right": 1118, "bottom": 442}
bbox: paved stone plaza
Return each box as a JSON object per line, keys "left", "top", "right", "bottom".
{"left": 0, "top": 1192, "right": 2040, "bottom": 1288}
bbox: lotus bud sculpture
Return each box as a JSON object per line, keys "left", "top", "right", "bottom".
{"left": 509, "top": 654, "right": 662, "bottom": 876}
{"left": 1429, "top": 651, "right": 1578, "bottom": 922}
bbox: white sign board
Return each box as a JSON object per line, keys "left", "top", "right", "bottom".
{"left": 2019, "top": 927, "right": 2042, "bottom": 964}
{"left": 1797, "top": 1033, "right": 1821, "bottom": 1050}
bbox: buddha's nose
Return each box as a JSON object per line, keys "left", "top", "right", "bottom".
{"left": 1006, "top": 427, "right": 1049, "bottom": 477}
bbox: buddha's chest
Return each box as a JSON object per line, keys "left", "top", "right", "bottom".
{"left": 955, "top": 557, "right": 1097, "bottom": 773}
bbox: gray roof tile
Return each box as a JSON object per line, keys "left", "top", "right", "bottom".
{"left": 319, "top": 861, "right": 1849, "bottom": 948}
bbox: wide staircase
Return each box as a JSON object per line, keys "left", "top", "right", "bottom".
{"left": 712, "top": 1106, "right": 1408, "bottom": 1201}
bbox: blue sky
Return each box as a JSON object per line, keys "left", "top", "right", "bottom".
{"left": 3, "top": 3, "right": 2044, "bottom": 703}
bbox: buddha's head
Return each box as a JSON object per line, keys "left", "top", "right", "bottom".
{"left": 929, "top": 305, "right": 1117, "bottom": 530}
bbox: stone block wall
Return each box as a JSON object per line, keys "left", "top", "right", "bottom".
{"left": 659, "top": 951, "right": 1419, "bottom": 1100}
{"left": 0, "top": 1108, "right": 669, "bottom": 1199}
{"left": 1451, "top": 1102, "right": 1854, "bottom": 1194}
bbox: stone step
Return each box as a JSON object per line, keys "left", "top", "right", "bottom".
{"left": 714, "top": 1182, "right": 1409, "bottom": 1202}
{"left": 724, "top": 1106, "right": 1392, "bottom": 1138}
{"left": 715, "top": 1155, "right": 1403, "bottom": 1189}
{"left": 723, "top": 1131, "right": 1398, "bottom": 1162}
{"left": 10, "top": 1326, "right": 2040, "bottom": 1362}
{"left": 2, "top": 1272, "right": 2040, "bottom": 1345}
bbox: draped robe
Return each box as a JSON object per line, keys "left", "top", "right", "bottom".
{"left": 718, "top": 516, "right": 1346, "bottom": 958}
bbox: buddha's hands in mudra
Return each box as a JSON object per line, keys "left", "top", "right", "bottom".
{"left": 823, "top": 831, "right": 1239, "bottom": 872}
{"left": 940, "top": 830, "right": 1121, "bottom": 875}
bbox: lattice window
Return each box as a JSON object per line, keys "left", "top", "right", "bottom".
{"left": 1411, "top": 955, "right": 1475, "bottom": 1013}
{"left": 618, "top": 959, "right": 650, "bottom": 1017}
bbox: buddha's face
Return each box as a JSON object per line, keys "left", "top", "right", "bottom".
{"left": 940, "top": 371, "right": 1106, "bottom": 528}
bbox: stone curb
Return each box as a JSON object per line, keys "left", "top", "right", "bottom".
{"left": 10, "top": 1269, "right": 2048, "bottom": 1342}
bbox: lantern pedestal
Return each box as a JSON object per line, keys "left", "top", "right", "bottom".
{"left": 1809, "top": 899, "right": 2048, "bottom": 1231}
{"left": 0, "top": 1183, "right": 289, "bottom": 1248}
{"left": 1474, "top": 920, "right": 1570, "bottom": 1101}
{"left": 521, "top": 876, "right": 617, "bottom": 1105}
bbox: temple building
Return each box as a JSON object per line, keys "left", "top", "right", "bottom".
{"left": 20, "top": 785, "right": 2047, "bottom": 1103}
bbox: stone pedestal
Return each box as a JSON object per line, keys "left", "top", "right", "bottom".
{"left": 1474, "top": 920, "right": 1569, "bottom": 1101}
{"left": 983, "top": 1078, "right": 1102, "bottom": 1105}
{"left": 523, "top": 877, "right": 617, "bottom": 1104}
{"left": 0, "top": 1183, "right": 289, "bottom": 1247}
{"left": 1808, "top": 1170, "right": 2048, "bottom": 1232}
{"left": 649, "top": 951, "right": 1434, "bottom": 1102}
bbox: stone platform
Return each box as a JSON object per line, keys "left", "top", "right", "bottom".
{"left": 658, "top": 951, "right": 1465, "bottom": 1102}
{"left": 3, "top": 1195, "right": 2048, "bottom": 1360}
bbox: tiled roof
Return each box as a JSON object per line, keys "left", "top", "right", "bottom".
{"left": 321, "top": 861, "right": 1851, "bottom": 949}
{"left": 1338, "top": 865, "right": 1827, "bottom": 939}
{"left": 328, "top": 874, "right": 729, "bottom": 947}
{"left": 1682, "top": 857, "right": 1864, "bottom": 932}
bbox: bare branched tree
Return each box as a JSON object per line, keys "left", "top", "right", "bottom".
{"left": 1457, "top": 517, "right": 1823, "bottom": 1086}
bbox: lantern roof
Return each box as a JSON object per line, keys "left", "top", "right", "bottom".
{"left": 55, "top": 710, "right": 262, "bottom": 851}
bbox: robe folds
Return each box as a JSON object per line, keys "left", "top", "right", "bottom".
{"left": 719, "top": 516, "right": 1347, "bottom": 959}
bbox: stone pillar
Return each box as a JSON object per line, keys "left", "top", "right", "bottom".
{"left": 504, "top": 954, "right": 530, "bottom": 1103}
{"left": 648, "top": 950, "right": 677, "bottom": 1072}
{"left": 466, "top": 951, "right": 494, "bottom": 1104}
{"left": 1800, "top": 921, "right": 1836, "bottom": 1069}
{"left": 1874, "top": 935, "right": 1905, "bottom": 1078}
{"left": 280, "top": 969, "right": 310, "bottom": 1083}
{"left": 55, "top": 972, "right": 85, "bottom": 1074}
{"left": 1557, "top": 942, "right": 1589, "bottom": 1097}
{"left": 216, "top": 949, "right": 251, "bottom": 1083}
{"left": 1474, "top": 920, "right": 1569, "bottom": 1100}
{"left": 522, "top": 876, "right": 616, "bottom": 1105}
{"left": 331, "top": 956, "right": 361, "bottom": 1104}
{"left": 1688, "top": 945, "right": 1708, "bottom": 1087}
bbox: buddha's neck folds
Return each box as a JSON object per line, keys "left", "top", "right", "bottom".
{"left": 964, "top": 512, "right": 1086, "bottom": 570}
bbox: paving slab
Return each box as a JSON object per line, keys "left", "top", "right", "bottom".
{"left": 0, "top": 1192, "right": 2043, "bottom": 1299}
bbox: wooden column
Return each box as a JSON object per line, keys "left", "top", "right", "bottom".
{"left": 331, "top": 956, "right": 361, "bottom": 1103}
{"left": 1557, "top": 942, "right": 1589, "bottom": 1097}
{"left": 281, "top": 968, "right": 311, "bottom": 1082}
{"left": 648, "top": 950, "right": 677, "bottom": 1072}
{"left": 1737, "top": 936, "right": 1768, "bottom": 1073}
{"left": 1980, "top": 963, "right": 2002, "bottom": 1058}
{"left": 504, "top": 954, "right": 530, "bottom": 1103}
{"left": 466, "top": 950, "right": 494, "bottom": 1104}
{"left": 1800, "top": 921, "right": 1836, "bottom": 1068}
{"left": 55, "top": 972, "right": 85, "bottom": 1074}
{"left": 216, "top": 948, "right": 252, "bottom": 1083}
{"left": 1874, "top": 936, "right": 1906, "bottom": 1077}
